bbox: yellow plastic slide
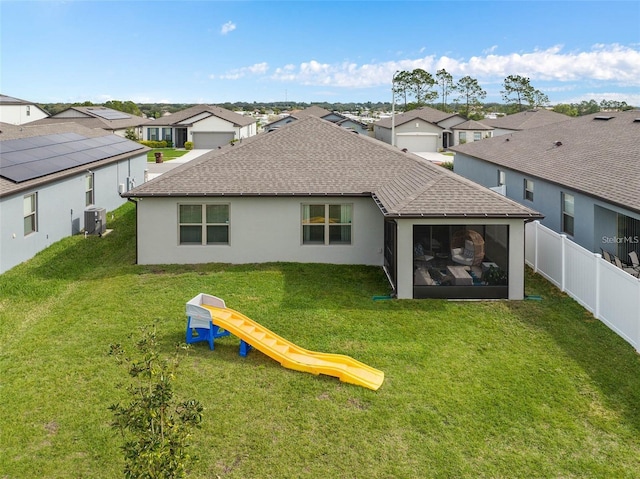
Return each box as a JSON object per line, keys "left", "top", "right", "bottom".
{"left": 201, "top": 304, "right": 384, "bottom": 391}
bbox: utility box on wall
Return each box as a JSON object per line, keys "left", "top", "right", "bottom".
{"left": 84, "top": 207, "right": 106, "bottom": 235}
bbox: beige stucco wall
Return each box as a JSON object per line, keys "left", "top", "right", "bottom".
{"left": 135, "top": 196, "right": 385, "bottom": 266}
{"left": 395, "top": 217, "right": 527, "bottom": 300}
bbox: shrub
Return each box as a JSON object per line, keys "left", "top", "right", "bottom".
{"left": 109, "top": 326, "right": 202, "bottom": 479}
{"left": 124, "top": 128, "right": 139, "bottom": 141}
{"left": 441, "top": 161, "right": 454, "bottom": 171}
{"left": 140, "top": 140, "right": 168, "bottom": 148}
{"left": 184, "top": 141, "right": 193, "bottom": 150}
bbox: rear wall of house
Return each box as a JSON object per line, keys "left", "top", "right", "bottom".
{"left": 134, "top": 196, "right": 385, "bottom": 266}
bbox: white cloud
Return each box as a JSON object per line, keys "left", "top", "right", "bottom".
{"left": 226, "top": 44, "right": 640, "bottom": 93}
{"left": 214, "top": 62, "right": 269, "bottom": 80}
{"left": 220, "top": 21, "right": 236, "bottom": 35}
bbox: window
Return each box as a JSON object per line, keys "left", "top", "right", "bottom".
{"left": 148, "top": 128, "right": 159, "bottom": 141}
{"left": 459, "top": 132, "right": 467, "bottom": 143}
{"left": 524, "top": 179, "right": 534, "bottom": 201}
{"left": 561, "top": 193, "right": 574, "bottom": 236}
{"left": 26, "top": 105, "right": 31, "bottom": 117}
{"left": 473, "top": 132, "right": 482, "bottom": 141}
{"left": 85, "top": 173, "right": 94, "bottom": 206}
{"left": 497, "top": 170, "right": 506, "bottom": 186}
{"left": 162, "top": 128, "right": 172, "bottom": 142}
{"left": 302, "top": 204, "right": 352, "bottom": 245}
{"left": 179, "top": 204, "right": 229, "bottom": 245}
{"left": 24, "top": 193, "right": 37, "bottom": 236}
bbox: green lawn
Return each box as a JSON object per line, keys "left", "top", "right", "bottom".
{"left": 147, "top": 148, "right": 189, "bottom": 162}
{"left": 1, "top": 202, "right": 639, "bottom": 478}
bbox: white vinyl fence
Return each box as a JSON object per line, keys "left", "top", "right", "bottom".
{"left": 525, "top": 220, "right": 640, "bottom": 352}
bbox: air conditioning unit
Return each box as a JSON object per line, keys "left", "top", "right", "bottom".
{"left": 85, "top": 207, "right": 106, "bottom": 235}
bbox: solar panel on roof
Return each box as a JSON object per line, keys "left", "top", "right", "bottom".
{"left": 87, "top": 108, "right": 131, "bottom": 120}
{"left": 0, "top": 133, "right": 143, "bottom": 183}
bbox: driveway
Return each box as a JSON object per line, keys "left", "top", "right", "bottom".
{"left": 145, "top": 149, "right": 211, "bottom": 180}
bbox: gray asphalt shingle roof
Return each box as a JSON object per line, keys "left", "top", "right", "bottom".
{"left": 375, "top": 107, "right": 462, "bottom": 129}
{"left": 482, "top": 109, "right": 571, "bottom": 131}
{"left": 124, "top": 116, "right": 540, "bottom": 219}
{"left": 450, "top": 110, "right": 640, "bottom": 213}
{"left": 29, "top": 106, "right": 148, "bottom": 132}
{"left": 144, "top": 104, "right": 255, "bottom": 127}
{"left": 453, "top": 120, "right": 493, "bottom": 131}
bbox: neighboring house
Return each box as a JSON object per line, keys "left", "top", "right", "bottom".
{"left": 142, "top": 104, "right": 257, "bottom": 149}
{"left": 263, "top": 106, "right": 369, "bottom": 135}
{"left": 451, "top": 110, "right": 640, "bottom": 261}
{"left": 123, "top": 116, "right": 541, "bottom": 300}
{"left": 452, "top": 119, "right": 494, "bottom": 146}
{"left": 373, "top": 107, "right": 467, "bottom": 153}
{"left": 0, "top": 94, "right": 49, "bottom": 125}
{"left": 0, "top": 122, "right": 148, "bottom": 274}
{"left": 30, "top": 106, "right": 148, "bottom": 139}
{"left": 481, "top": 109, "right": 570, "bottom": 136}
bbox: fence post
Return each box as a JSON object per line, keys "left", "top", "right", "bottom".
{"left": 636, "top": 280, "right": 640, "bottom": 353}
{"left": 560, "top": 234, "right": 567, "bottom": 292}
{"left": 594, "top": 253, "right": 601, "bottom": 320}
{"left": 533, "top": 220, "right": 539, "bottom": 273}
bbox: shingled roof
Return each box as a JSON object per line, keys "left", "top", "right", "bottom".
{"left": 145, "top": 104, "right": 255, "bottom": 127}
{"left": 375, "top": 106, "right": 462, "bottom": 129}
{"left": 31, "top": 106, "right": 147, "bottom": 131}
{"left": 450, "top": 110, "right": 640, "bottom": 214}
{"left": 482, "top": 109, "right": 570, "bottom": 131}
{"left": 124, "top": 116, "right": 540, "bottom": 219}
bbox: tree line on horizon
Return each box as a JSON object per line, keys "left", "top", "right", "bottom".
{"left": 38, "top": 69, "right": 634, "bottom": 121}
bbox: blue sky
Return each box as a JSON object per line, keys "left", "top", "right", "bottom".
{"left": 2, "top": 0, "right": 639, "bottom": 106}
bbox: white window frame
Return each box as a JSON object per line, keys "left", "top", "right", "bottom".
{"left": 302, "top": 204, "right": 352, "bottom": 245}
{"left": 561, "top": 193, "right": 575, "bottom": 236}
{"left": 459, "top": 132, "right": 467, "bottom": 143}
{"left": 85, "top": 173, "right": 94, "bottom": 206}
{"left": 148, "top": 127, "right": 159, "bottom": 141}
{"left": 24, "top": 193, "right": 37, "bottom": 236}
{"left": 524, "top": 179, "right": 534, "bottom": 201}
{"left": 473, "top": 131, "right": 482, "bottom": 141}
{"left": 178, "top": 203, "right": 230, "bottom": 246}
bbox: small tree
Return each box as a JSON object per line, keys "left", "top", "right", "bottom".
{"left": 408, "top": 68, "right": 438, "bottom": 106}
{"left": 435, "top": 69, "right": 454, "bottom": 112}
{"left": 109, "top": 326, "right": 203, "bottom": 479}
{"left": 455, "top": 76, "right": 486, "bottom": 118}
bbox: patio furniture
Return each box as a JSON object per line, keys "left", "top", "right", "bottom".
{"left": 446, "top": 265, "right": 473, "bottom": 286}
{"left": 601, "top": 249, "right": 614, "bottom": 263}
{"left": 613, "top": 255, "right": 640, "bottom": 277}
{"left": 414, "top": 267, "right": 435, "bottom": 286}
{"left": 451, "top": 229, "right": 485, "bottom": 267}
{"left": 629, "top": 251, "right": 640, "bottom": 273}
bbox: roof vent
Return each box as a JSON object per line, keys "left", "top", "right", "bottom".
{"left": 554, "top": 140, "right": 563, "bottom": 147}
{"left": 594, "top": 115, "right": 614, "bottom": 121}
{"left": 634, "top": 118, "right": 640, "bottom": 123}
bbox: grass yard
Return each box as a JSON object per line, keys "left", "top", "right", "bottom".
{"left": 1, "top": 202, "right": 640, "bottom": 478}
{"left": 146, "top": 148, "right": 190, "bottom": 162}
